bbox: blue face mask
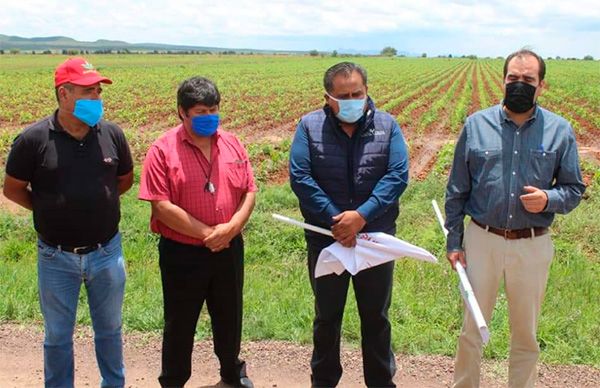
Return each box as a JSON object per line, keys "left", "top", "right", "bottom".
{"left": 327, "top": 93, "right": 366, "bottom": 123}
{"left": 191, "top": 114, "right": 220, "bottom": 137}
{"left": 73, "top": 99, "right": 104, "bottom": 127}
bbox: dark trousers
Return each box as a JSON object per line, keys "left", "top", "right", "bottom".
{"left": 307, "top": 240, "right": 396, "bottom": 388}
{"left": 158, "top": 235, "right": 247, "bottom": 387}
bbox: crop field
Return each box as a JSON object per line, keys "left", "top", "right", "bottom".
{"left": 1, "top": 55, "right": 598, "bottom": 179}
{"left": 1, "top": 54, "right": 599, "bottom": 367}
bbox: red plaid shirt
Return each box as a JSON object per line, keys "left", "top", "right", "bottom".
{"left": 139, "top": 125, "right": 258, "bottom": 245}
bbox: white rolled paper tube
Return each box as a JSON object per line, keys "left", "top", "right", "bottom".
{"left": 432, "top": 199, "right": 448, "bottom": 237}
{"left": 456, "top": 263, "right": 490, "bottom": 344}
{"left": 272, "top": 214, "right": 333, "bottom": 237}
{"left": 431, "top": 200, "right": 490, "bottom": 344}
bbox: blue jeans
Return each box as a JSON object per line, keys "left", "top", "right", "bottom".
{"left": 37, "top": 232, "right": 126, "bottom": 388}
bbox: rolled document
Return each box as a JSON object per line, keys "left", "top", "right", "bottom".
{"left": 271, "top": 213, "right": 333, "bottom": 237}
{"left": 431, "top": 200, "right": 490, "bottom": 344}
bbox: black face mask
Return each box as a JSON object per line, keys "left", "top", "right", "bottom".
{"left": 504, "top": 81, "right": 537, "bottom": 113}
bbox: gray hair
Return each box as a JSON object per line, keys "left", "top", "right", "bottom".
{"left": 323, "top": 62, "right": 368, "bottom": 93}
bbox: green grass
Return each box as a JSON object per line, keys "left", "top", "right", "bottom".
{"left": 1, "top": 163, "right": 599, "bottom": 367}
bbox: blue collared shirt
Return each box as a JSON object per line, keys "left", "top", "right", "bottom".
{"left": 444, "top": 104, "right": 586, "bottom": 251}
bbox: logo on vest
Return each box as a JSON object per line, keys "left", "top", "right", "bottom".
{"left": 361, "top": 127, "right": 385, "bottom": 137}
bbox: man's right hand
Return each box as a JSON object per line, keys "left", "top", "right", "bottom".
{"left": 203, "top": 224, "right": 233, "bottom": 253}
{"left": 447, "top": 250, "right": 466, "bottom": 271}
{"left": 331, "top": 210, "right": 366, "bottom": 247}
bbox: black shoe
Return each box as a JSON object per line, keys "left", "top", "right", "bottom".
{"left": 218, "top": 376, "right": 254, "bottom": 388}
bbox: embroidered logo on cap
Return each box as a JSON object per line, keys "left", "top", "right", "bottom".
{"left": 82, "top": 62, "right": 96, "bottom": 74}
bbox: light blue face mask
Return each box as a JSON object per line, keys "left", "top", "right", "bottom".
{"left": 327, "top": 93, "right": 366, "bottom": 123}
{"left": 191, "top": 114, "right": 220, "bottom": 137}
{"left": 73, "top": 99, "right": 104, "bottom": 127}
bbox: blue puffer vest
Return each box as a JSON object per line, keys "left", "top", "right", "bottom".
{"left": 299, "top": 98, "right": 399, "bottom": 237}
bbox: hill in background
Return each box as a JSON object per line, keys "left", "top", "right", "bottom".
{"left": 0, "top": 34, "right": 305, "bottom": 54}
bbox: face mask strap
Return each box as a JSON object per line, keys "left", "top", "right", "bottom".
{"left": 326, "top": 92, "right": 366, "bottom": 102}
{"left": 326, "top": 92, "right": 340, "bottom": 102}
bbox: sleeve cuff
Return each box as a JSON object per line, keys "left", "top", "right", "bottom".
{"left": 138, "top": 194, "right": 170, "bottom": 202}
{"left": 446, "top": 233, "right": 463, "bottom": 252}
{"left": 543, "top": 189, "right": 560, "bottom": 213}
{"left": 4, "top": 171, "right": 31, "bottom": 183}
{"left": 117, "top": 167, "right": 134, "bottom": 177}
{"left": 324, "top": 202, "right": 342, "bottom": 225}
{"left": 356, "top": 200, "right": 377, "bottom": 223}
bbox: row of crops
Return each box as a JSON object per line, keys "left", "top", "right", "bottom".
{"left": 1, "top": 55, "right": 598, "bottom": 167}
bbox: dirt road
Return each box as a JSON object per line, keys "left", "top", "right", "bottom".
{"left": 1, "top": 323, "right": 599, "bottom": 387}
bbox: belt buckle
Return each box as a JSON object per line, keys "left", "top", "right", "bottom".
{"left": 504, "top": 229, "right": 511, "bottom": 239}
{"left": 73, "top": 246, "right": 88, "bottom": 254}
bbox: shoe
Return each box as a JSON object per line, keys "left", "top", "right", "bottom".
{"left": 218, "top": 376, "right": 254, "bottom": 388}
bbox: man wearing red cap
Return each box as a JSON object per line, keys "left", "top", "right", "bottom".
{"left": 3, "top": 57, "right": 133, "bottom": 388}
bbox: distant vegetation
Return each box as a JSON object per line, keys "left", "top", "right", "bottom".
{"left": 381, "top": 46, "right": 398, "bottom": 56}
{"left": 1, "top": 35, "right": 597, "bottom": 60}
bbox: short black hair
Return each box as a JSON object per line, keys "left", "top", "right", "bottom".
{"left": 177, "top": 76, "right": 221, "bottom": 120}
{"left": 55, "top": 83, "right": 73, "bottom": 103}
{"left": 503, "top": 49, "right": 546, "bottom": 81}
{"left": 323, "top": 62, "right": 368, "bottom": 93}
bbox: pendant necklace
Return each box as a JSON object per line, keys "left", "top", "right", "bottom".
{"left": 193, "top": 142, "right": 216, "bottom": 195}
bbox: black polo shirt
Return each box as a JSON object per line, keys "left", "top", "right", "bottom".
{"left": 5, "top": 111, "right": 133, "bottom": 246}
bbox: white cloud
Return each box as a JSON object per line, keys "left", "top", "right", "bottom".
{"left": 0, "top": 0, "right": 598, "bottom": 56}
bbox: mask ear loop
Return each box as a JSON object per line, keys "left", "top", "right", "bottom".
{"left": 325, "top": 92, "right": 340, "bottom": 102}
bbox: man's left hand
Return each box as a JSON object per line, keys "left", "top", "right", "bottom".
{"left": 204, "top": 223, "right": 237, "bottom": 252}
{"left": 520, "top": 186, "right": 548, "bottom": 213}
{"left": 331, "top": 211, "right": 367, "bottom": 247}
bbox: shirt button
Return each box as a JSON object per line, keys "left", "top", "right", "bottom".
{"left": 511, "top": 193, "right": 515, "bottom": 197}
{"left": 516, "top": 131, "right": 520, "bottom": 135}
{"left": 485, "top": 151, "right": 489, "bottom": 155}
{"left": 509, "top": 214, "right": 513, "bottom": 218}
{"left": 512, "top": 171, "right": 516, "bottom": 175}
{"left": 514, "top": 150, "right": 518, "bottom": 154}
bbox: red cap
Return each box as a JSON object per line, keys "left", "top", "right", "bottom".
{"left": 54, "top": 57, "right": 112, "bottom": 87}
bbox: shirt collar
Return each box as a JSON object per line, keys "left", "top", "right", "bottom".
{"left": 498, "top": 103, "right": 540, "bottom": 125}
{"left": 49, "top": 109, "right": 101, "bottom": 133}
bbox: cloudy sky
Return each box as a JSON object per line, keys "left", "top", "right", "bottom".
{"left": 2, "top": 0, "right": 599, "bottom": 57}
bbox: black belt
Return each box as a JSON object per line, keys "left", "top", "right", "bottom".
{"left": 40, "top": 236, "right": 111, "bottom": 255}
{"left": 473, "top": 219, "right": 549, "bottom": 240}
